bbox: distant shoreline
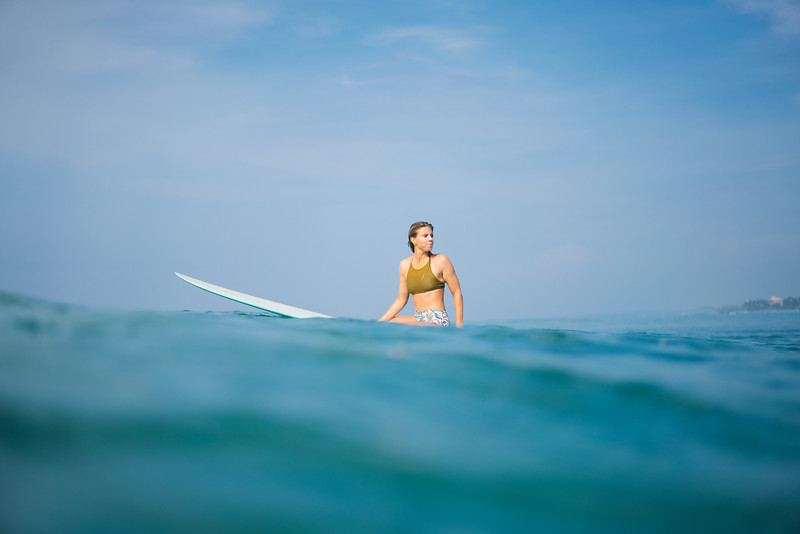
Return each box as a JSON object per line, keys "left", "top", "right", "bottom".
{"left": 715, "top": 296, "right": 799, "bottom": 314}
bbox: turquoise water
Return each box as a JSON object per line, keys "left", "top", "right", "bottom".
{"left": 1, "top": 292, "right": 799, "bottom": 534}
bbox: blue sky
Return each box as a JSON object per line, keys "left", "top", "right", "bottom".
{"left": 1, "top": 0, "right": 798, "bottom": 321}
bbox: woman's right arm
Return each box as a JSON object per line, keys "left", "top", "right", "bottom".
{"left": 378, "top": 263, "right": 409, "bottom": 321}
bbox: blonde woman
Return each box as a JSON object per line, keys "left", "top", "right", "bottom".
{"left": 379, "top": 221, "right": 463, "bottom": 327}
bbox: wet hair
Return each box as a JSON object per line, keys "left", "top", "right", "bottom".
{"left": 407, "top": 221, "right": 433, "bottom": 252}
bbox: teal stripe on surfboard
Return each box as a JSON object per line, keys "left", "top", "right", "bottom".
{"left": 175, "top": 272, "right": 332, "bottom": 319}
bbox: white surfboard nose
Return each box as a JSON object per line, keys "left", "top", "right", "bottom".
{"left": 175, "top": 272, "right": 332, "bottom": 318}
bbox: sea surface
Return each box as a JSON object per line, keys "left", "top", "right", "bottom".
{"left": 1, "top": 292, "right": 799, "bottom": 534}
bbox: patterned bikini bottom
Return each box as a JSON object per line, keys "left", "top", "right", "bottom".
{"left": 414, "top": 309, "right": 450, "bottom": 326}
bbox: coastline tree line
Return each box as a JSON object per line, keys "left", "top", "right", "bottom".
{"left": 718, "top": 296, "right": 800, "bottom": 313}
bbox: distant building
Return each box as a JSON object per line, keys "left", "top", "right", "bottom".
{"left": 737, "top": 296, "right": 798, "bottom": 312}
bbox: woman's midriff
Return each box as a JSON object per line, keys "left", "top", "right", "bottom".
{"left": 412, "top": 288, "right": 445, "bottom": 312}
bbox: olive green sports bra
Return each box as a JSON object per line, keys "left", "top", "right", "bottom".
{"left": 406, "top": 257, "right": 445, "bottom": 294}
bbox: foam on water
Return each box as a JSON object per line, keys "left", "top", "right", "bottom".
{"left": 1, "top": 292, "right": 799, "bottom": 533}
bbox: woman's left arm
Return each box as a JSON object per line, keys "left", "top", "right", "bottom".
{"left": 438, "top": 255, "right": 463, "bottom": 327}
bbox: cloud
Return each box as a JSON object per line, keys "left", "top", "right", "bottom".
{"left": 0, "top": 0, "right": 275, "bottom": 76}
{"left": 295, "top": 14, "right": 340, "bottom": 38}
{"left": 0, "top": 0, "right": 279, "bottom": 168}
{"left": 365, "top": 25, "right": 488, "bottom": 51}
{"left": 726, "top": 0, "right": 800, "bottom": 34}
{"left": 110, "top": 1, "right": 275, "bottom": 38}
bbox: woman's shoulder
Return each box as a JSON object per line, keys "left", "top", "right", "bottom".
{"left": 431, "top": 253, "right": 452, "bottom": 266}
{"left": 398, "top": 256, "right": 413, "bottom": 270}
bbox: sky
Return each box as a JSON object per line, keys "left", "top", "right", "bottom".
{"left": 0, "top": 0, "right": 798, "bottom": 322}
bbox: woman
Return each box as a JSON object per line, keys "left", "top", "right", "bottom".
{"left": 379, "top": 221, "right": 463, "bottom": 327}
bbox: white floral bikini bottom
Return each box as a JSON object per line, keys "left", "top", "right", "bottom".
{"left": 414, "top": 309, "right": 450, "bottom": 326}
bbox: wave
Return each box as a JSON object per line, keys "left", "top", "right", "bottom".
{"left": 2, "top": 290, "right": 800, "bottom": 533}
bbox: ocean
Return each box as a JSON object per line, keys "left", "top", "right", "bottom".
{"left": 1, "top": 291, "right": 799, "bottom": 534}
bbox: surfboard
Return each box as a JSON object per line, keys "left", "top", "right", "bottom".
{"left": 175, "top": 272, "right": 332, "bottom": 319}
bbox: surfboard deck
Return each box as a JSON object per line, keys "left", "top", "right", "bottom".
{"left": 175, "top": 272, "right": 332, "bottom": 319}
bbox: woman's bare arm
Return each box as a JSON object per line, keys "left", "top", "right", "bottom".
{"left": 378, "top": 261, "right": 410, "bottom": 321}
{"left": 438, "top": 255, "right": 463, "bottom": 327}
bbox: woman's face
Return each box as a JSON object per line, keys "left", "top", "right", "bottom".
{"left": 412, "top": 226, "right": 434, "bottom": 253}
